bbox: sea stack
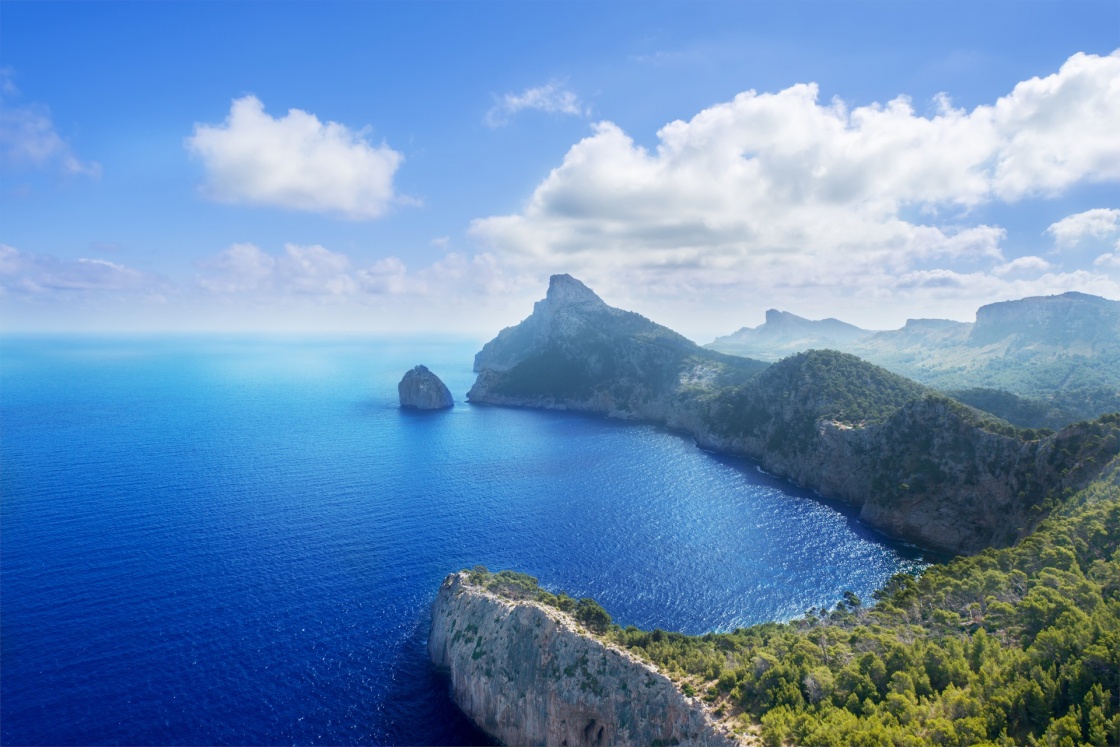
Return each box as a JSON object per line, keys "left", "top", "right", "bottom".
{"left": 398, "top": 365, "right": 454, "bottom": 410}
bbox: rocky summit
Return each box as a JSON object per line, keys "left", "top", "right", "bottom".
{"left": 397, "top": 365, "right": 454, "bottom": 410}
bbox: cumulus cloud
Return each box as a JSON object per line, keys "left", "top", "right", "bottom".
{"left": 1047, "top": 208, "right": 1120, "bottom": 247}
{"left": 485, "top": 80, "right": 585, "bottom": 127}
{"left": 185, "top": 96, "right": 405, "bottom": 219}
{"left": 197, "top": 242, "right": 358, "bottom": 296}
{"left": 0, "top": 70, "right": 101, "bottom": 178}
{"left": 0, "top": 244, "right": 167, "bottom": 295}
{"left": 468, "top": 50, "right": 1120, "bottom": 324}
{"left": 992, "top": 256, "right": 1053, "bottom": 276}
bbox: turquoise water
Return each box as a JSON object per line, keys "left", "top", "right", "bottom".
{"left": 0, "top": 336, "right": 929, "bottom": 745}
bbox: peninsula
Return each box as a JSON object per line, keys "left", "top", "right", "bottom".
{"left": 468, "top": 275, "right": 1120, "bottom": 554}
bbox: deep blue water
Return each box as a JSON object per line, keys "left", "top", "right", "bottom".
{"left": 0, "top": 336, "right": 930, "bottom": 745}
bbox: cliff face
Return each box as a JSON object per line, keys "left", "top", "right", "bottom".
{"left": 468, "top": 274, "right": 768, "bottom": 420}
{"left": 429, "top": 572, "right": 743, "bottom": 747}
{"left": 469, "top": 277, "right": 1120, "bottom": 555}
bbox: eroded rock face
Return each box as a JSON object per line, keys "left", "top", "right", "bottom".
{"left": 398, "top": 365, "right": 454, "bottom": 410}
{"left": 429, "top": 572, "right": 743, "bottom": 747}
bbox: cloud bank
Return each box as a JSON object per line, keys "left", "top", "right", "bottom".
{"left": 469, "top": 50, "right": 1120, "bottom": 326}
{"left": 186, "top": 96, "right": 405, "bottom": 220}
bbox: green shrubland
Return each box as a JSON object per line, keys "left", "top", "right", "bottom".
{"left": 466, "top": 456, "right": 1120, "bottom": 746}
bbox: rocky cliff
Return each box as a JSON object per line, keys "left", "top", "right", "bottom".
{"left": 398, "top": 364, "right": 454, "bottom": 410}
{"left": 469, "top": 277, "right": 1120, "bottom": 554}
{"left": 468, "top": 274, "right": 768, "bottom": 421}
{"left": 429, "top": 571, "right": 746, "bottom": 747}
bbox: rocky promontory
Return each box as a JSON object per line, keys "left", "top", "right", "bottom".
{"left": 398, "top": 365, "right": 454, "bottom": 410}
{"left": 429, "top": 571, "right": 746, "bottom": 747}
{"left": 468, "top": 276, "right": 1120, "bottom": 554}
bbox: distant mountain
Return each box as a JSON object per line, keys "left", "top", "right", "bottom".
{"left": 469, "top": 276, "right": 1120, "bottom": 554}
{"left": 850, "top": 292, "right": 1120, "bottom": 392}
{"left": 708, "top": 310, "right": 874, "bottom": 361}
{"left": 706, "top": 291, "right": 1120, "bottom": 426}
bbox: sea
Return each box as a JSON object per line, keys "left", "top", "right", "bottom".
{"left": 0, "top": 336, "right": 931, "bottom": 745}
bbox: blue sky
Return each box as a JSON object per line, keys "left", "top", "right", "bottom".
{"left": 2, "top": 1, "right": 1118, "bottom": 338}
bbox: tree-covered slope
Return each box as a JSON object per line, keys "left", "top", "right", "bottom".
{"left": 459, "top": 457, "right": 1120, "bottom": 747}
{"left": 609, "top": 456, "right": 1120, "bottom": 747}
{"left": 691, "top": 351, "right": 1119, "bottom": 553}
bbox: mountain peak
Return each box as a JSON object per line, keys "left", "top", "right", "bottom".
{"left": 546, "top": 274, "right": 605, "bottom": 306}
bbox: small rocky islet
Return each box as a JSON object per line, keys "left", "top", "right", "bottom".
{"left": 397, "top": 365, "right": 454, "bottom": 410}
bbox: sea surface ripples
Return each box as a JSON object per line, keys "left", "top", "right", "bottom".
{"left": 0, "top": 336, "right": 929, "bottom": 745}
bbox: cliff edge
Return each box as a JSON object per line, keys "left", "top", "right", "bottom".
{"left": 429, "top": 571, "right": 748, "bottom": 747}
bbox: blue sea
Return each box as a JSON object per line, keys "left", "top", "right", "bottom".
{"left": 0, "top": 336, "right": 930, "bottom": 746}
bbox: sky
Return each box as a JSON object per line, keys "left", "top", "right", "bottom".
{"left": 1, "top": 1, "right": 1118, "bottom": 341}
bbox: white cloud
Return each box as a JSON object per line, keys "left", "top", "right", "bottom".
{"left": 0, "top": 244, "right": 166, "bottom": 295}
{"left": 1046, "top": 208, "right": 1120, "bottom": 247}
{"left": 197, "top": 242, "right": 357, "bottom": 296}
{"left": 991, "top": 52, "right": 1120, "bottom": 200}
{"left": 485, "top": 80, "right": 585, "bottom": 128}
{"left": 468, "top": 50, "right": 1120, "bottom": 328}
{"left": 992, "top": 256, "right": 1053, "bottom": 276}
{"left": 185, "top": 96, "right": 405, "bottom": 220}
{"left": 0, "top": 71, "right": 101, "bottom": 178}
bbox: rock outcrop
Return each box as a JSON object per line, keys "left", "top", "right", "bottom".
{"left": 469, "top": 277, "right": 1120, "bottom": 555}
{"left": 468, "top": 274, "right": 768, "bottom": 421}
{"left": 398, "top": 365, "right": 454, "bottom": 410}
{"left": 429, "top": 572, "right": 744, "bottom": 747}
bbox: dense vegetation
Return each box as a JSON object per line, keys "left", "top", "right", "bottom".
{"left": 466, "top": 457, "right": 1120, "bottom": 746}
{"left": 704, "top": 350, "right": 931, "bottom": 448}
{"left": 950, "top": 387, "right": 1120, "bottom": 432}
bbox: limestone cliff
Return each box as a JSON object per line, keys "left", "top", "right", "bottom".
{"left": 468, "top": 274, "right": 768, "bottom": 421}
{"left": 469, "top": 277, "right": 1120, "bottom": 555}
{"left": 429, "top": 572, "right": 746, "bottom": 747}
{"left": 398, "top": 364, "right": 454, "bottom": 410}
